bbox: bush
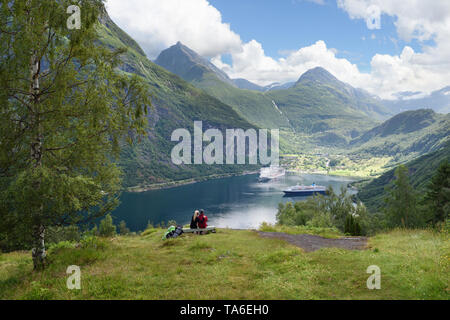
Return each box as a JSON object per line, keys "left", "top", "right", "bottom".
{"left": 47, "top": 241, "right": 76, "bottom": 255}
{"left": 259, "top": 222, "right": 277, "bottom": 232}
{"left": 47, "top": 225, "right": 81, "bottom": 245}
{"left": 344, "top": 214, "right": 362, "bottom": 236}
{"left": 118, "top": 221, "right": 130, "bottom": 235}
{"left": 276, "top": 186, "right": 371, "bottom": 235}
{"left": 306, "top": 212, "right": 335, "bottom": 228}
{"left": 98, "top": 214, "right": 116, "bottom": 237}
{"left": 80, "top": 235, "right": 106, "bottom": 250}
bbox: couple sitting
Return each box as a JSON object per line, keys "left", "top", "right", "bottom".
{"left": 190, "top": 209, "right": 208, "bottom": 233}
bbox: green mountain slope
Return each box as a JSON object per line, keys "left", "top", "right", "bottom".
{"left": 267, "top": 67, "right": 392, "bottom": 146}
{"left": 154, "top": 41, "right": 236, "bottom": 87}
{"left": 155, "top": 44, "right": 398, "bottom": 151}
{"left": 155, "top": 43, "right": 292, "bottom": 130}
{"left": 98, "top": 15, "right": 258, "bottom": 188}
{"left": 350, "top": 109, "right": 450, "bottom": 161}
{"left": 357, "top": 142, "right": 450, "bottom": 212}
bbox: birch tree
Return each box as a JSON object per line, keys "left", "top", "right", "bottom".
{"left": 0, "top": 0, "right": 151, "bottom": 269}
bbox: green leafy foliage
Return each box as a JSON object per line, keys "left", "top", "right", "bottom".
{"left": 358, "top": 142, "right": 450, "bottom": 212}
{"left": 344, "top": 214, "right": 362, "bottom": 236}
{"left": 0, "top": 1, "right": 150, "bottom": 268}
{"left": 118, "top": 220, "right": 130, "bottom": 235}
{"left": 98, "top": 214, "right": 116, "bottom": 237}
{"left": 277, "top": 186, "right": 371, "bottom": 235}
{"left": 423, "top": 161, "right": 450, "bottom": 225}
{"left": 384, "top": 165, "right": 423, "bottom": 228}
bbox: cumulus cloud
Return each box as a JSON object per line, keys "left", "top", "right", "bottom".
{"left": 337, "top": 0, "right": 450, "bottom": 41}
{"left": 213, "top": 40, "right": 368, "bottom": 88}
{"left": 365, "top": 5, "right": 381, "bottom": 29}
{"left": 106, "top": 0, "right": 450, "bottom": 99}
{"left": 106, "top": 0, "right": 242, "bottom": 58}
{"left": 336, "top": 0, "right": 450, "bottom": 98}
{"left": 214, "top": 0, "right": 450, "bottom": 98}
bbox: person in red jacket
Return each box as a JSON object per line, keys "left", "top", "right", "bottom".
{"left": 197, "top": 209, "right": 208, "bottom": 234}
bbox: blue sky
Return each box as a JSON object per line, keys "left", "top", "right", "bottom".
{"left": 209, "top": 0, "right": 410, "bottom": 72}
{"left": 107, "top": 0, "right": 450, "bottom": 99}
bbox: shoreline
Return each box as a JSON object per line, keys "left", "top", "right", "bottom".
{"left": 126, "top": 170, "right": 260, "bottom": 193}
{"left": 285, "top": 169, "right": 368, "bottom": 180}
{"left": 125, "top": 169, "right": 369, "bottom": 193}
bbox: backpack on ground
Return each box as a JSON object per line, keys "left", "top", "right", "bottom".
{"left": 162, "top": 226, "right": 184, "bottom": 240}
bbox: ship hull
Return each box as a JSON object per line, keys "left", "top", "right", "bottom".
{"left": 283, "top": 190, "right": 326, "bottom": 196}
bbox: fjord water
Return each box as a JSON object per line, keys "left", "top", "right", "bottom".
{"left": 112, "top": 173, "right": 357, "bottom": 231}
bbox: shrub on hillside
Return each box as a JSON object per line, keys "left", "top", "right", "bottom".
{"left": 277, "top": 186, "right": 371, "bottom": 235}
{"left": 98, "top": 214, "right": 116, "bottom": 237}
{"left": 119, "top": 221, "right": 130, "bottom": 235}
{"left": 80, "top": 235, "right": 106, "bottom": 250}
{"left": 306, "top": 212, "right": 335, "bottom": 228}
{"left": 344, "top": 214, "right": 362, "bottom": 236}
{"left": 47, "top": 241, "right": 76, "bottom": 255}
{"left": 47, "top": 225, "right": 81, "bottom": 244}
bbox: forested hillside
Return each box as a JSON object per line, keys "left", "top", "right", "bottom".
{"left": 98, "top": 15, "right": 259, "bottom": 188}
{"left": 357, "top": 142, "right": 450, "bottom": 212}
{"left": 350, "top": 109, "right": 450, "bottom": 163}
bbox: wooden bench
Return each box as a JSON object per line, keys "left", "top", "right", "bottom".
{"left": 182, "top": 226, "right": 216, "bottom": 234}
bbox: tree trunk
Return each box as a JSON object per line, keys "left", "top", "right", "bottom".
{"left": 30, "top": 49, "right": 46, "bottom": 270}
{"left": 32, "top": 224, "right": 46, "bottom": 270}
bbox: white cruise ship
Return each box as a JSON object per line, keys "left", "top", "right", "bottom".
{"left": 258, "top": 165, "right": 286, "bottom": 182}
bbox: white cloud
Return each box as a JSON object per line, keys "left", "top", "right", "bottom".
{"left": 336, "top": 0, "right": 450, "bottom": 98}
{"left": 365, "top": 4, "right": 381, "bottom": 29}
{"left": 337, "top": 0, "right": 450, "bottom": 41}
{"left": 106, "top": 0, "right": 450, "bottom": 99}
{"left": 213, "top": 40, "right": 368, "bottom": 88}
{"left": 106, "top": 0, "right": 242, "bottom": 58}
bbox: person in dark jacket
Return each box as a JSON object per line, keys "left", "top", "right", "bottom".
{"left": 190, "top": 210, "right": 200, "bottom": 230}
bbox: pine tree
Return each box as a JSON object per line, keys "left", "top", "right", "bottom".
{"left": 0, "top": 0, "right": 150, "bottom": 269}
{"left": 424, "top": 161, "right": 450, "bottom": 225}
{"left": 384, "top": 165, "right": 420, "bottom": 228}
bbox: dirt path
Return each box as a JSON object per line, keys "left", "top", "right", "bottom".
{"left": 258, "top": 232, "right": 368, "bottom": 252}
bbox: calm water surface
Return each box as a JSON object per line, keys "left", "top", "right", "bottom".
{"left": 112, "top": 173, "right": 357, "bottom": 231}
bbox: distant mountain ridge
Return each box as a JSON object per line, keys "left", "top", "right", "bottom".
{"left": 155, "top": 44, "right": 395, "bottom": 144}
{"left": 350, "top": 109, "right": 450, "bottom": 162}
{"left": 155, "top": 42, "right": 292, "bottom": 129}
{"left": 154, "top": 42, "right": 236, "bottom": 87}
{"left": 95, "top": 11, "right": 450, "bottom": 190}
{"left": 232, "top": 78, "right": 264, "bottom": 91}
{"left": 232, "top": 78, "right": 295, "bottom": 92}
{"left": 295, "top": 67, "right": 392, "bottom": 120}
{"left": 353, "top": 109, "right": 438, "bottom": 143}
{"left": 296, "top": 66, "right": 341, "bottom": 85}
{"left": 266, "top": 66, "right": 393, "bottom": 145}
{"left": 383, "top": 86, "right": 450, "bottom": 114}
